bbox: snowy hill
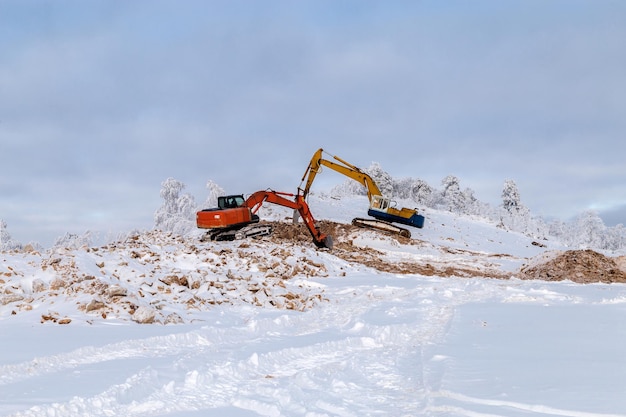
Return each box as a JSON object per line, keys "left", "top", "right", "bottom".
{"left": 1, "top": 194, "right": 626, "bottom": 417}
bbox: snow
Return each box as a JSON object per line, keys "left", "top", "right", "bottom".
{"left": 2, "top": 195, "right": 626, "bottom": 417}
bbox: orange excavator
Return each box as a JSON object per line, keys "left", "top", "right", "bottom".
{"left": 196, "top": 190, "right": 333, "bottom": 249}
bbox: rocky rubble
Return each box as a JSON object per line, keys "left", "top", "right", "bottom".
{"left": 0, "top": 229, "right": 331, "bottom": 325}
{"left": 2, "top": 222, "right": 626, "bottom": 325}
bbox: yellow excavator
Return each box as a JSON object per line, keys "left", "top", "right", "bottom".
{"left": 298, "top": 148, "right": 425, "bottom": 238}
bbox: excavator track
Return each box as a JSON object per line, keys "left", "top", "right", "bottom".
{"left": 351, "top": 218, "right": 411, "bottom": 238}
{"left": 202, "top": 224, "right": 273, "bottom": 242}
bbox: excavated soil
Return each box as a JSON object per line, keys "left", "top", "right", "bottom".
{"left": 268, "top": 220, "right": 509, "bottom": 279}
{"left": 520, "top": 249, "right": 626, "bottom": 284}
{"left": 268, "top": 220, "right": 626, "bottom": 283}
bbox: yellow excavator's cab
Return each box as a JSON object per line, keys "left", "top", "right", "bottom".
{"left": 369, "top": 195, "right": 390, "bottom": 212}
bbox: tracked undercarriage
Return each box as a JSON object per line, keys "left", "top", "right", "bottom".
{"left": 200, "top": 223, "right": 273, "bottom": 242}
{"left": 351, "top": 218, "right": 411, "bottom": 238}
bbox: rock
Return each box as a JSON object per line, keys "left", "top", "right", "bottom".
{"left": 160, "top": 275, "right": 189, "bottom": 287}
{"left": 1, "top": 294, "right": 24, "bottom": 305}
{"left": 86, "top": 299, "right": 106, "bottom": 311}
{"left": 31, "top": 279, "right": 47, "bottom": 293}
{"left": 164, "top": 312, "right": 184, "bottom": 324}
{"left": 107, "top": 285, "right": 127, "bottom": 297}
{"left": 49, "top": 277, "right": 66, "bottom": 290}
{"left": 132, "top": 306, "right": 156, "bottom": 324}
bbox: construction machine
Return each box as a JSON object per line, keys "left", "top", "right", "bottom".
{"left": 299, "top": 148, "right": 425, "bottom": 238}
{"left": 196, "top": 190, "right": 333, "bottom": 249}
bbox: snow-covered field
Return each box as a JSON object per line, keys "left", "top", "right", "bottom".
{"left": 2, "top": 195, "right": 626, "bottom": 417}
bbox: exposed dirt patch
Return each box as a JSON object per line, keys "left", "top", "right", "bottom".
{"left": 330, "top": 242, "right": 508, "bottom": 278}
{"left": 519, "top": 249, "right": 626, "bottom": 284}
{"left": 268, "top": 220, "right": 509, "bottom": 279}
{"left": 266, "top": 220, "right": 322, "bottom": 245}
{"left": 201, "top": 222, "right": 626, "bottom": 284}
{"left": 270, "top": 221, "right": 626, "bottom": 283}
{"left": 267, "top": 220, "right": 415, "bottom": 247}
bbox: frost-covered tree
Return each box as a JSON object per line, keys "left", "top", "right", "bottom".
{"left": 546, "top": 213, "right": 625, "bottom": 251}
{"left": 548, "top": 219, "right": 568, "bottom": 241}
{"left": 393, "top": 178, "right": 434, "bottom": 206}
{"left": 502, "top": 180, "right": 523, "bottom": 214}
{"left": 202, "top": 180, "right": 225, "bottom": 209}
{"left": 603, "top": 224, "right": 626, "bottom": 251}
{"left": 498, "top": 179, "right": 534, "bottom": 232}
{"left": 365, "top": 162, "right": 394, "bottom": 197}
{"left": 329, "top": 163, "right": 388, "bottom": 198}
{"left": 410, "top": 179, "right": 434, "bottom": 206}
{"left": 0, "top": 219, "right": 22, "bottom": 251}
{"left": 432, "top": 175, "right": 453, "bottom": 211}
{"left": 570, "top": 210, "right": 607, "bottom": 249}
{"left": 330, "top": 178, "right": 367, "bottom": 197}
{"left": 154, "top": 178, "right": 198, "bottom": 235}
{"left": 53, "top": 231, "right": 95, "bottom": 250}
{"left": 391, "top": 177, "right": 413, "bottom": 199}
{"left": 436, "top": 175, "right": 475, "bottom": 213}
{"left": 463, "top": 188, "right": 483, "bottom": 216}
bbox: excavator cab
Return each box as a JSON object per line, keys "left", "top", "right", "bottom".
{"left": 369, "top": 195, "right": 390, "bottom": 212}
{"left": 218, "top": 195, "right": 245, "bottom": 209}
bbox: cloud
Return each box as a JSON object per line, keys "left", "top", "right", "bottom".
{"left": 599, "top": 204, "right": 626, "bottom": 227}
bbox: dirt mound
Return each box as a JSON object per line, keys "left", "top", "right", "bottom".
{"left": 266, "top": 220, "right": 320, "bottom": 244}
{"left": 268, "top": 220, "right": 412, "bottom": 246}
{"left": 520, "top": 249, "right": 626, "bottom": 284}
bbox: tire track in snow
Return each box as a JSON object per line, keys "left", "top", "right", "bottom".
{"left": 5, "top": 279, "right": 488, "bottom": 416}
{"left": 0, "top": 331, "right": 215, "bottom": 386}
{"left": 7, "top": 331, "right": 404, "bottom": 416}
{"left": 428, "top": 391, "right": 626, "bottom": 417}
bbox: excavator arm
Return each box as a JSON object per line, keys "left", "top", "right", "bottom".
{"left": 244, "top": 190, "right": 333, "bottom": 249}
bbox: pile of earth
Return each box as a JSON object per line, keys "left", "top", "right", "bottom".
{"left": 268, "top": 220, "right": 626, "bottom": 283}
{"left": 520, "top": 249, "right": 626, "bottom": 284}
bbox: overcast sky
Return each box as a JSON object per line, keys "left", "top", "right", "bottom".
{"left": 2, "top": 0, "right": 625, "bottom": 246}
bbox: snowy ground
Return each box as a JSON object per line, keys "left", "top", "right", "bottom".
{"left": 1, "top": 195, "right": 626, "bottom": 417}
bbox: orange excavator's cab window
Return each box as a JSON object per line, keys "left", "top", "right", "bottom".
{"left": 218, "top": 195, "right": 245, "bottom": 209}
{"left": 233, "top": 196, "right": 245, "bottom": 207}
